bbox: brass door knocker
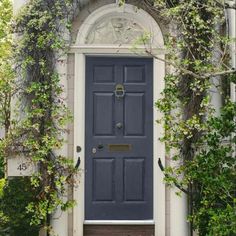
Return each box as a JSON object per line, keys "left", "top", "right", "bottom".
{"left": 114, "top": 84, "right": 125, "bottom": 99}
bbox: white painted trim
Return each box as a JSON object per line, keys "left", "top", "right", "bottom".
{"left": 73, "top": 54, "right": 85, "bottom": 236}
{"left": 228, "top": 5, "right": 236, "bottom": 102}
{"left": 73, "top": 4, "right": 166, "bottom": 236}
{"left": 153, "top": 56, "right": 166, "bottom": 236}
{"left": 73, "top": 52, "right": 166, "bottom": 236}
{"left": 84, "top": 220, "right": 155, "bottom": 225}
{"left": 69, "top": 45, "right": 166, "bottom": 55}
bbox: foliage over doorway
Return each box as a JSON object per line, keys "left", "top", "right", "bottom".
{"left": 0, "top": 0, "right": 235, "bottom": 235}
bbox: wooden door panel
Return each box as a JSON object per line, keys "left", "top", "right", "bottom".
{"left": 85, "top": 57, "right": 153, "bottom": 220}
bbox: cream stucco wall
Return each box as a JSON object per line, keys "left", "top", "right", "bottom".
{"left": 13, "top": 0, "right": 27, "bottom": 14}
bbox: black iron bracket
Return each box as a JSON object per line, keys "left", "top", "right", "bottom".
{"left": 158, "top": 158, "right": 189, "bottom": 195}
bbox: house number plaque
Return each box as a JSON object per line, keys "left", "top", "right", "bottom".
{"left": 7, "top": 156, "right": 38, "bottom": 177}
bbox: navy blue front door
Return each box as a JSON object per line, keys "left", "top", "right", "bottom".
{"left": 85, "top": 57, "right": 153, "bottom": 220}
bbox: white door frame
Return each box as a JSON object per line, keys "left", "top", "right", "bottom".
{"left": 73, "top": 51, "right": 165, "bottom": 236}
{"left": 72, "top": 4, "right": 165, "bottom": 236}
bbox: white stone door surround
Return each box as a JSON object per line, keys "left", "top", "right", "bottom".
{"left": 72, "top": 3, "right": 166, "bottom": 236}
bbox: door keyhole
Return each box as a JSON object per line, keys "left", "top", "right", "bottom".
{"left": 97, "top": 144, "right": 104, "bottom": 150}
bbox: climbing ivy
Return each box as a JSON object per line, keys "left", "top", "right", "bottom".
{"left": 146, "top": 1, "right": 236, "bottom": 235}
{"left": 0, "top": 0, "right": 14, "bottom": 178}
{"left": 1, "top": 0, "right": 79, "bottom": 234}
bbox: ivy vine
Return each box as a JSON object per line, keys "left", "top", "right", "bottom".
{"left": 145, "top": 1, "right": 236, "bottom": 235}
{"left": 0, "top": 0, "right": 14, "bottom": 179}
{"left": 2, "top": 0, "right": 79, "bottom": 234}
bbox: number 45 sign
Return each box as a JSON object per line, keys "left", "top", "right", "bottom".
{"left": 7, "top": 156, "right": 38, "bottom": 177}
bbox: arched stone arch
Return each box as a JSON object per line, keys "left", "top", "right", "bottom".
{"left": 75, "top": 3, "right": 164, "bottom": 48}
